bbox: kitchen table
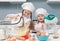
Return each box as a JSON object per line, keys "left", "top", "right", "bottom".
{"left": 47, "top": 34, "right": 60, "bottom": 41}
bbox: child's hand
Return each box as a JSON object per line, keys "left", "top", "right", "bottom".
{"left": 36, "top": 32, "right": 41, "bottom": 36}
{"left": 7, "top": 37, "right": 16, "bottom": 41}
{"left": 16, "top": 36, "right": 25, "bottom": 40}
{"left": 41, "top": 32, "right": 46, "bottom": 36}
{"left": 10, "top": 37, "right": 16, "bottom": 41}
{"left": 36, "top": 32, "right": 46, "bottom": 36}
{"left": 13, "top": 14, "right": 19, "bottom": 20}
{"left": 7, "top": 38, "right": 10, "bottom": 41}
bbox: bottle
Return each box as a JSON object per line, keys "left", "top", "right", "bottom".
{"left": 29, "top": 30, "right": 36, "bottom": 41}
{"left": 32, "top": 33, "right": 36, "bottom": 41}
{"left": 29, "top": 30, "right": 32, "bottom": 41}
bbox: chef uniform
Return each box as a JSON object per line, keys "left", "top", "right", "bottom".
{"left": 5, "top": 2, "right": 35, "bottom": 41}
{"left": 35, "top": 8, "right": 48, "bottom": 32}
{"left": 11, "top": 13, "right": 31, "bottom": 29}
{"left": 11, "top": 2, "right": 35, "bottom": 29}
{"left": 15, "top": 2, "right": 35, "bottom": 41}
{"left": 5, "top": 14, "right": 17, "bottom": 37}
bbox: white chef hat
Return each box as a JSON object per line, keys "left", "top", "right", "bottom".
{"left": 35, "top": 8, "right": 48, "bottom": 16}
{"left": 21, "top": 2, "right": 35, "bottom": 12}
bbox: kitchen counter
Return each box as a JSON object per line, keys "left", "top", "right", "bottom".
{"left": 2, "top": 35, "right": 60, "bottom": 41}
{"left": 1, "top": 25, "right": 60, "bottom": 41}
{"left": 47, "top": 34, "right": 60, "bottom": 41}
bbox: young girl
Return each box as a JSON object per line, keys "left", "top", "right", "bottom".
{"left": 6, "top": 2, "right": 35, "bottom": 41}
{"left": 35, "top": 8, "right": 48, "bottom": 36}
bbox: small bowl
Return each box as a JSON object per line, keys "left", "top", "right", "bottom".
{"left": 37, "top": 36, "right": 49, "bottom": 41}
{"left": 53, "top": 35, "right": 59, "bottom": 39}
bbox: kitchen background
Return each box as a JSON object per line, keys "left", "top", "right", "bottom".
{"left": 0, "top": 0, "right": 60, "bottom": 24}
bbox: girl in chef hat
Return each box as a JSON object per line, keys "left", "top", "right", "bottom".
{"left": 7, "top": 2, "right": 35, "bottom": 41}
{"left": 35, "top": 8, "right": 48, "bottom": 36}
{"left": 10, "top": 2, "right": 35, "bottom": 30}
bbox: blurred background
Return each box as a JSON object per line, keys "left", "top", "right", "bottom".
{"left": 0, "top": 0, "right": 60, "bottom": 24}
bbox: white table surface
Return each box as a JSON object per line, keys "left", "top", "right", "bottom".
{"left": 47, "top": 34, "right": 60, "bottom": 41}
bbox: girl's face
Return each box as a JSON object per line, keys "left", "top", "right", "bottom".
{"left": 37, "top": 14, "right": 44, "bottom": 22}
{"left": 22, "top": 9, "right": 32, "bottom": 17}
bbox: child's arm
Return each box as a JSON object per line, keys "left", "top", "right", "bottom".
{"left": 16, "top": 36, "right": 25, "bottom": 40}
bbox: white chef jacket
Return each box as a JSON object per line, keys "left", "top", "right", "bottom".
{"left": 34, "top": 23, "right": 47, "bottom": 32}
{"left": 11, "top": 13, "right": 31, "bottom": 28}
{"left": 6, "top": 13, "right": 31, "bottom": 36}
{"left": 6, "top": 25, "right": 16, "bottom": 36}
